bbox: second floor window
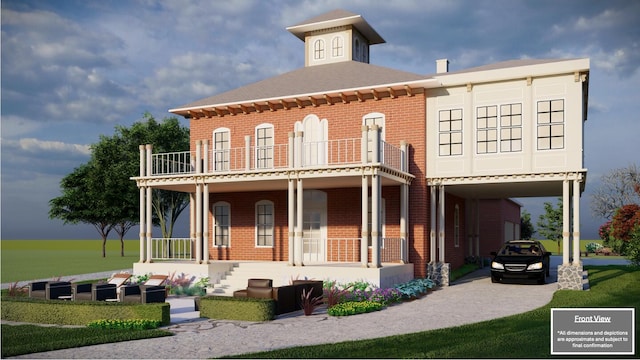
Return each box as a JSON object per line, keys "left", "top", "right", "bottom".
{"left": 500, "top": 104, "right": 522, "bottom": 152}
{"left": 537, "top": 99, "right": 564, "bottom": 150}
{"left": 213, "top": 202, "right": 230, "bottom": 246}
{"left": 213, "top": 128, "right": 230, "bottom": 171}
{"left": 256, "top": 124, "right": 273, "bottom": 168}
{"left": 256, "top": 201, "right": 274, "bottom": 247}
{"left": 332, "top": 36, "right": 343, "bottom": 57}
{"left": 477, "top": 105, "right": 498, "bottom": 154}
{"left": 439, "top": 109, "right": 463, "bottom": 156}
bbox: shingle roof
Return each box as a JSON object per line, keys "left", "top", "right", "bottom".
{"left": 170, "top": 61, "right": 429, "bottom": 112}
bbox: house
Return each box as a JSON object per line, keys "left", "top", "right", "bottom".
{"left": 132, "top": 9, "right": 590, "bottom": 292}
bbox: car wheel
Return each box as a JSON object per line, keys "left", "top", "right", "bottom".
{"left": 537, "top": 275, "right": 546, "bottom": 285}
{"left": 491, "top": 275, "right": 500, "bottom": 283}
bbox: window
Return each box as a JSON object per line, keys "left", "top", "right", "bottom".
{"left": 331, "top": 36, "right": 343, "bottom": 57}
{"left": 256, "top": 201, "right": 274, "bottom": 247}
{"left": 363, "top": 113, "right": 385, "bottom": 162}
{"left": 537, "top": 99, "right": 564, "bottom": 150}
{"left": 476, "top": 106, "right": 498, "bottom": 154}
{"left": 439, "top": 109, "right": 463, "bottom": 156}
{"left": 213, "top": 202, "right": 230, "bottom": 246}
{"left": 500, "top": 104, "right": 522, "bottom": 152}
{"left": 213, "top": 128, "right": 230, "bottom": 171}
{"left": 313, "top": 39, "right": 325, "bottom": 60}
{"left": 255, "top": 124, "right": 273, "bottom": 169}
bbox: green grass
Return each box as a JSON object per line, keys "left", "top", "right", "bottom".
{"left": 1, "top": 240, "right": 139, "bottom": 283}
{"left": 228, "top": 265, "right": 640, "bottom": 359}
{"left": 1, "top": 324, "right": 173, "bottom": 357}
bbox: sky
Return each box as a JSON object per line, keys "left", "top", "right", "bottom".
{"left": 2, "top": 0, "right": 639, "bottom": 241}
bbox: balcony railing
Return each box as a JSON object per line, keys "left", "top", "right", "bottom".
{"left": 148, "top": 136, "right": 406, "bottom": 176}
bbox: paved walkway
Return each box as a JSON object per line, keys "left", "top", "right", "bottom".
{"left": 7, "top": 266, "right": 559, "bottom": 359}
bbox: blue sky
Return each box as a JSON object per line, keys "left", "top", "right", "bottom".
{"left": 2, "top": 0, "right": 639, "bottom": 241}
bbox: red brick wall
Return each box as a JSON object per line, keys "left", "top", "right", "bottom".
{"left": 191, "top": 93, "right": 452, "bottom": 278}
{"left": 478, "top": 199, "right": 522, "bottom": 256}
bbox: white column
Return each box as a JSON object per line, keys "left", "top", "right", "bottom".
{"left": 371, "top": 125, "right": 380, "bottom": 163}
{"left": 295, "top": 131, "right": 304, "bottom": 168}
{"left": 190, "top": 193, "right": 196, "bottom": 241}
{"left": 145, "top": 145, "right": 153, "bottom": 263}
{"left": 361, "top": 175, "right": 369, "bottom": 267}
{"left": 430, "top": 185, "right": 437, "bottom": 263}
{"left": 195, "top": 181, "right": 202, "bottom": 264}
{"left": 562, "top": 179, "right": 570, "bottom": 265}
{"left": 295, "top": 178, "right": 304, "bottom": 266}
{"left": 245, "top": 135, "right": 251, "bottom": 170}
{"left": 572, "top": 178, "right": 581, "bottom": 265}
{"left": 474, "top": 199, "right": 480, "bottom": 258}
{"left": 288, "top": 178, "right": 295, "bottom": 266}
{"left": 438, "top": 185, "right": 445, "bottom": 262}
{"left": 361, "top": 125, "right": 369, "bottom": 164}
{"left": 288, "top": 132, "right": 295, "bottom": 169}
{"left": 400, "top": 183, "right": 408, "bottom": 263}
{"left": 139, "top": 145, "right": 146, "bottom": 263}
{"left": 203, "top": 182, "right": 209, "bottom": 264}
{"left": 371, "top": 172, "right": 381, "bottom": 268}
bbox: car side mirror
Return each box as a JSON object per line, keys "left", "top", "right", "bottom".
{"left": 490, "top": 251, "right": 497, "bottom": 256}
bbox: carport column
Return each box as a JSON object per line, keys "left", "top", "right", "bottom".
{"left": 475, "top": 199, "right": 480, "bottom": 260}
{"left": 295, "top": 178, "right": 304, "bottom": 266}
{"left": 145, "top": 144, "right": 153, "bottom": 263}
{"left": 371, "top": 126, "right": 381, "bottom": 268}
{"left": 195, "top": 140, "right": 202, "bottom": 264}
{"left": 203, "top": 140, "right": 209, "bottom": 264}
{"left": 361, "top": 174, "right": 369, "bottom": 267}
{"left": 572, "top": 177, "right": 581, "bottom": 265}
{"left": 438, "top": 185, "right": 445, "bottom": 262}
{"left": 562, "top": 179, "right": 570, "bottom": 265}
{"left": 400, "top": 141, "right": 409, "bottom": 263}
{"left": 430, "top": 185, "right": 437, "bottom": 263}
{"left": 288, "top": 178, "right": 295, "bottom": 266}
{"left": 139, "top": 145, "right": 146, "bottom": 263}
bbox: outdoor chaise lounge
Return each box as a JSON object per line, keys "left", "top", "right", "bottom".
{"left": 72, "top": 283, "right": 117, "bottom": 301}
{"left": 28, "top": 281, "right": 72, "bottom": 300}
{"left": 118, "top": 274, "right": 169, "bottom": 303}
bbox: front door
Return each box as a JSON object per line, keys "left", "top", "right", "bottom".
{"left": 303, "top": 210, "right": 324, "bottom": 262}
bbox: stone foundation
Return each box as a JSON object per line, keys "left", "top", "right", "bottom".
{"left": 557, "top": 263, "right": 585, "bottom": 290}
{"left": 427, "top": 262, "right": 450, "bottom": 286}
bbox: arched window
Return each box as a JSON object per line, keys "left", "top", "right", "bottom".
{"left": 255, "top": 123, "right": 274, "bottom": 169}
{"left": 313, "top": 39, "right": 325, "bottom": 60}
{"left": 331, "top": 36, "right": 343, "bottom": 57}
{"left": 213, "top": 201, "right": 230, "bottom": 247}
{"left": 256, "top": 200, "right": 274, "bottom": 247}
{"left": 213, "top": 128, "right": 230, "bottom": 171}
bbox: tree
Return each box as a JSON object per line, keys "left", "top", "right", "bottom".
{"left": 590, "top": 164, "right": 640, "bottom": 220}
{"left": 49, "top": 163, "right": 117, "bottom": 257}
{"left": 520, "top": 210, "right": 535, "bottom": 240}
{"left": 537, "top": 198, "right": 563, "bottom": 250}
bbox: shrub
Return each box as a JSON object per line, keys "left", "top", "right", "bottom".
{"left": 87, "top": 319, "right": 161, "bottom": 330}
{"left": 368, "top": 288, "right": 402, "bottom": 305}
{"left": 394, "top": 278, "right": 435, "bottom": 299}
{"left": 585, "top": 242, "right": 603, "bottom": 253}
{"left": 327, "top": 301, "right": 384, "bottom": 316}
{"left": 199, "top": 295, "right": 275, "bottom": 321}
{"left": 301, "top": 288, "right": 323, "bottom": 316}
{"left": 324, "top": 283, "right": 353, "bottom": 308}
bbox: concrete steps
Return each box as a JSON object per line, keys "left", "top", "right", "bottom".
{"left": 209, "top": 262, "right": 291, "bottom": 296}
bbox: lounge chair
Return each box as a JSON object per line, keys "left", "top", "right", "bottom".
{"left": 28, "top": 281, "right": 72, "bottom": 300}
{"left": 118, "top": 274, "right": 169, "bottom": 303}
{"left": 72, "top": 283, "right": 117, "bottom": 301}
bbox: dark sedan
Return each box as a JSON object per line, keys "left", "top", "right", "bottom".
{"left": 490, "top": 240, "right": 551, "bottom": 284}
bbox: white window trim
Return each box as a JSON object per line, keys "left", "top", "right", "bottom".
{"left": 255, "top": 200, "right": 274, "bottom": 248}
{"left": 213, "top": 127, "right": 230, "bottom": 171}
{"left": 475, "top": 102, "right": 524, "bottom": 155}
{"left": 438, "top": 108, "right": 463, "bottom": 157}
{"left": 255, "top": 123, "right": 274, "bottom": 169}
{"left": 213, "top": 201, "right": 231, "bottom": 247}
{"left": 536, "top": 98, "right": 565, "bottom": 151}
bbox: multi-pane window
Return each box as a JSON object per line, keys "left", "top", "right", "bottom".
{"left": 313, "top": 39, "right": 325, "bottom": 60}
{"left": 438, "top": 109, "right": 463, "bottom": 156}
{"left": 213, "top": 202, "right": 230, "bottom": 246}
{"left": 537, "top": 99, "right": 564, "bottom": 150}
{"left": 476, "top": 105, "right": 498, "bottom": 154}
{"left": 256, "top": 124, "right": 273, "bottom": 168}
{"left": 213, "top": 129, "right": 229, "bottom": 171}
{"left": 256, "top": 201, "right": 274, "bottom": 247}
{"left": 500, "top": 104, "right": 522, "bottom": 152}
{"left": 332, "top": 36, "right": 343, "bottom": 57}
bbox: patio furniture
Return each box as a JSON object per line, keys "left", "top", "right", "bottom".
{"left": 72, "top": 283, "right": 117, "bottom": 301}
{"left": 119, "top": 285, "right": 167, "bottom": 303}
{"left": 28, "top": 281, "right": 72, "bottom": 300}
{"left": 233, "top": 279, "right": 297, "bottom": 315}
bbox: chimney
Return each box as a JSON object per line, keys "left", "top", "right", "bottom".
{"left": 436, "top": 59, "right": 449, "bottom": 74}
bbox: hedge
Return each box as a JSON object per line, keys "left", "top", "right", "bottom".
{"left": 198, "top": 295, "right": 275, "bottom": 321}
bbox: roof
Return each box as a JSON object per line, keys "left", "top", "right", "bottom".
{"left": 431, "top": 58, "right": 582, "bottom": 77}
{"left": 286, "top": 9, "right": 385, "bottom": 44}
{"left": 170, "top": 61, "right": 430, "bottom": 113}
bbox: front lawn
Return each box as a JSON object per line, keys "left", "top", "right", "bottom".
{"left": 228, "top": 265, "right": 639, "bottom": 359}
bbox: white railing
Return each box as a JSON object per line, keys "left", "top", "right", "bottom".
{"left": 302, "top": 138, "right": 361, "bottom": 167}
{"left": 152, "top": 152, "right": 193, "bottom": 175}
{"left": 380, "top": 237, "right": 406, "bottom": 263}
{"left": 380, "top": 141, "right": 403, "bottom": 171}
{"left": 326, "top": 238, "right": 361, "bottom": 262}
{"left": 151, "top": 238, "right": 194, "bottom": 260}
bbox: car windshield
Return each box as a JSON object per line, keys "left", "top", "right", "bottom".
{"left": 499, "top": 243, "right": 542, "bottom": 256}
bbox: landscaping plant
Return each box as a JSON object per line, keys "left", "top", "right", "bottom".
{"left": 300, "top": 288, "right": 323, "bottom": 316}
{"left": 87, "top": 319, "right": 161, "bottom": 330}
{"left": 327, "top": 301, "right": 384, "bottom": 316}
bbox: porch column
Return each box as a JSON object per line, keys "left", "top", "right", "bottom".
{"left": 466, "top": 199, "right": 473, "bottom": 257}
{"left": 562, "top": 179, "right": 570, "bottom": 265}
{"left": 295, "top": 131, "right": 304, "bottom": 168}
{"left": 203, "top": 140, "right": 209, "bottom": 264}
{"left": 438, "top": 184, "right": 445, "bottom": 262}
{"left": 244, "top": 135, "right": 251, "bottom": 170}
{"left": 400, "top": 183, "right": 408, "bottom": 263}
{"left": 139, "top": 145, "right": 146, "bottom": 263}
{"left": 430, "top": 185, "right": 437, "bottom": 263}
{"left": 371, "top": 171, "right": 381, "bottom": 268}
{"left": 572, "top": 178, "right": 581, "bottom": 266}
{"left": 361, "top": 174, "right": 369, "bottom": 267}
{"left": 475, "top": 199, "right": 480, "bottom": 259}
{"left": 145, "top": 145, "right": 153, "bottom": 263}
{"left": 295, "top": 178, "right": 304, "bottom": 266}
{"left": 288, "top": 178, "right": 295, "bottom": 266}
{"left": 288, "top": 132, "right": 295, "bottom": 169}
{"left": 195, "top": 141, "right": 202, "bottom": 264}
{"left": 190, "top": 193, "right": 196, "bottom": 242}
{"left": 361, "top": 125, "right": 369, "bottom": 164}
